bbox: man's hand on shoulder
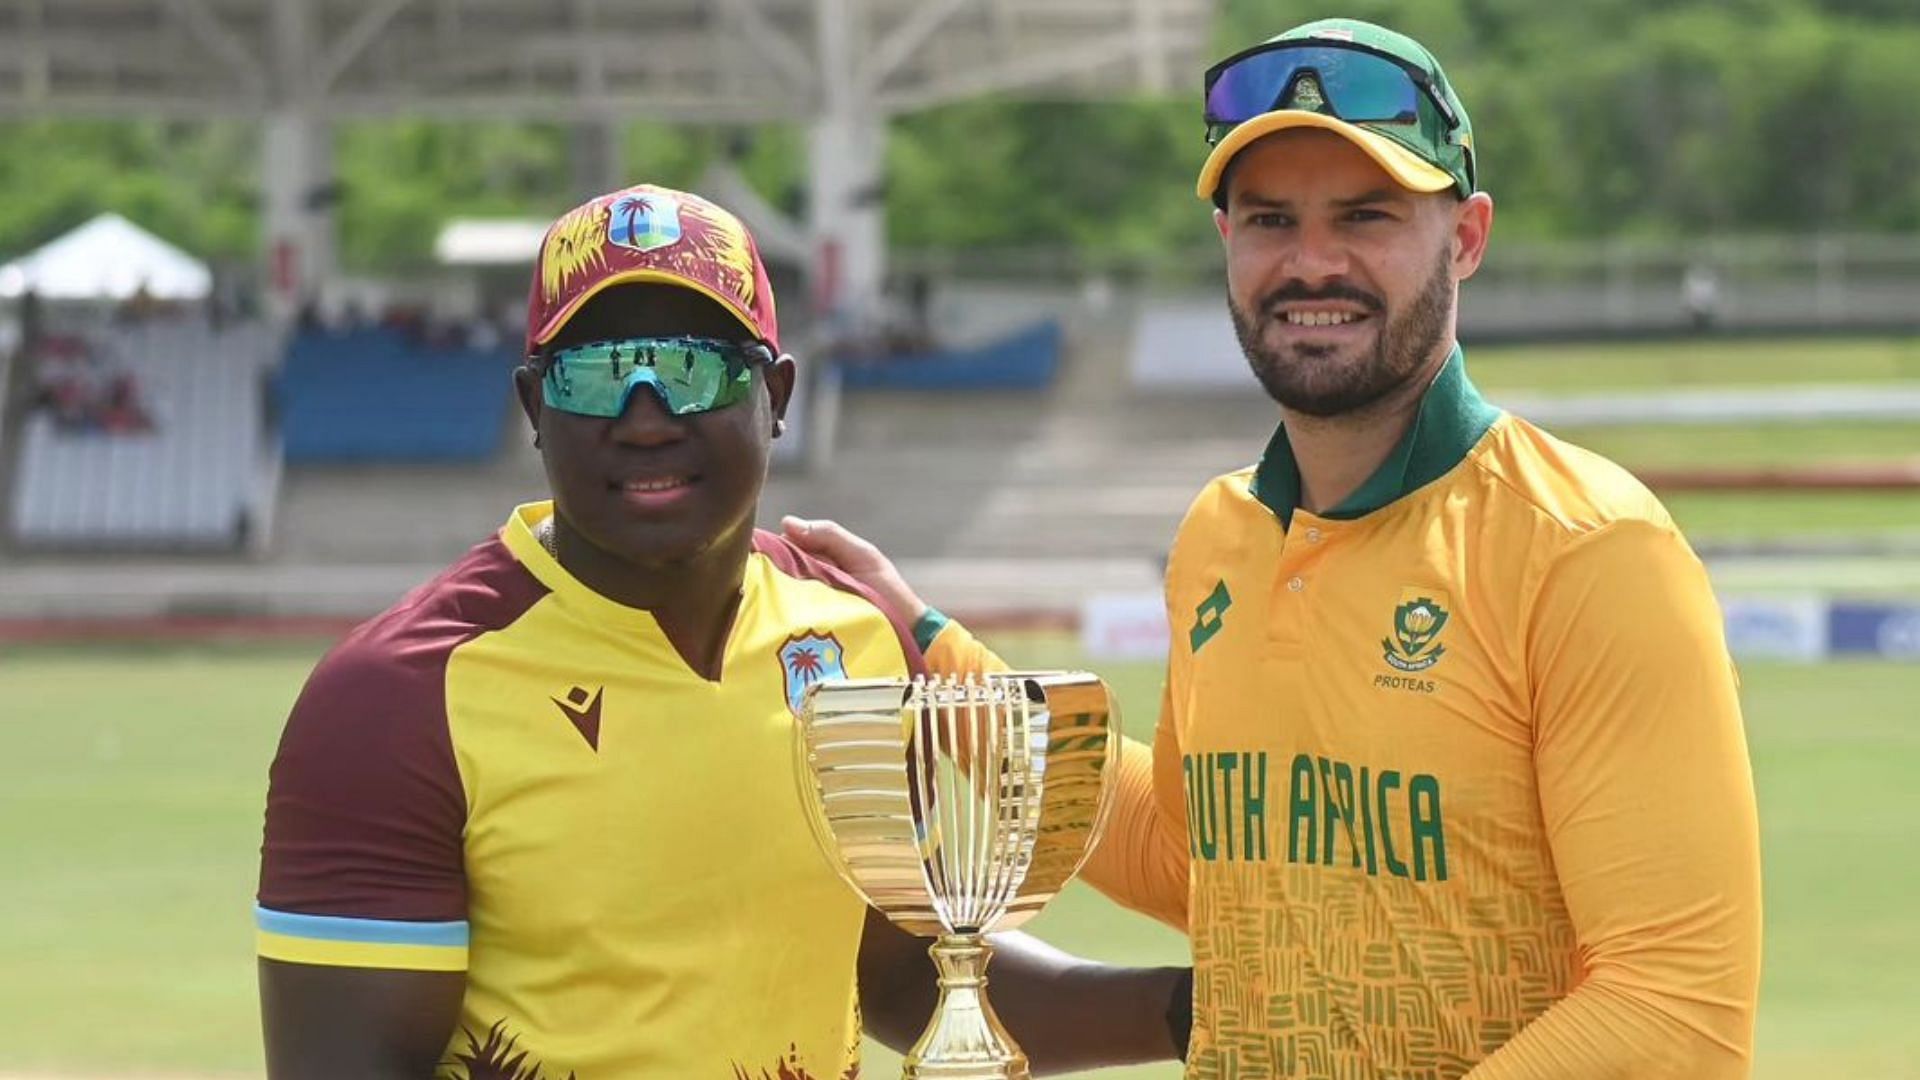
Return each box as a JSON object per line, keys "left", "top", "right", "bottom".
{"left": 781, "top": 516, "right": 928, "bottom": 623}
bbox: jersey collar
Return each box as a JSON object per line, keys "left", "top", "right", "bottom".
{"left": 1249, "top": 344, "right": 1502, "bottom": 528}
{"left": 502, "top": 500, "right": 764, "bottom": 645}
{"left": 501, "top": 502, "right": 658, "bottom": 633}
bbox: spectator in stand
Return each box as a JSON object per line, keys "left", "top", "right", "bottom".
{"left": 98, "top": 372, "right": 154, "bottom": 435}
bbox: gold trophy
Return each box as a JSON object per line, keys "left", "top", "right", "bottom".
{"left": 794, "top": 672, "right": 1121, "bottom": 1079}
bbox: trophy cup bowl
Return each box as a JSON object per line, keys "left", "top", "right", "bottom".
{"left": 794, "top": 672, "right": 1121, "bottom": 1080}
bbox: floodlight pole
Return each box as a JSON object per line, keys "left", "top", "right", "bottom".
{"left": 569, "top": 0, "right": 623, "bottom": 201}
{"left": 807, "top": 0, "right": 887, "bottom": 335}
{"left": 261, "top": 0, "right": 335, "bottom": 324}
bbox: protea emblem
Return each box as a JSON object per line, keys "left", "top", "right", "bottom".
{"left": 1383, "top": 597, "right": 1449, "bottom": 672}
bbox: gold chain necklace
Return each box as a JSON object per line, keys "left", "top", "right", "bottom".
{"left": 537, "top": 517, "right": 558, "bottom": 559}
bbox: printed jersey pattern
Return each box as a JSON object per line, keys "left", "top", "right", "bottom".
{"left": 258, "top": 502, "right": 923, "bottom": 1078}
{"left": 1160, "top": 409, "right": 1757, "bottom": 1078}
{"left": 926, "top": 349, "right": 1760, "bottom": 1079}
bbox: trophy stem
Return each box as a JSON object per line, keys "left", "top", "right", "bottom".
{"left": 901, "top": 933, "right": 1030, "bottom": 1080}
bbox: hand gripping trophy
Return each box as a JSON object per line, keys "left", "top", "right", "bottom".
{"left": 794, "top": 672, "right": 1121, "bottom": 1079}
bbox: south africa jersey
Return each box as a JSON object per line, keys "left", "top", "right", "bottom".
{"left": 928, "top": 347, "right": 1762, "bottom": 1079}
{"left": 258, "top": 501, "right": 920, "bottom": 1079}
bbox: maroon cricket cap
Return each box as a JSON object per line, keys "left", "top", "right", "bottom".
{"left": 524, "top": 183, "right": 780, "bottom": 354}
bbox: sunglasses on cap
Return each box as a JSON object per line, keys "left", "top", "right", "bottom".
{"left": 1203, "top": 39, "right": 1462, "bottom": 145}
{"left": 538, "top": 336, "right": 770, "bottom": 419}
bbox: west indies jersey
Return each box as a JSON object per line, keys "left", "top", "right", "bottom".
{"left": 258, "top": 501, "right": 921, "bottom": 1079}
{"left": 925, "top": 347, "right": 1762, "bottom": 1079}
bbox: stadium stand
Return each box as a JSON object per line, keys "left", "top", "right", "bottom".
{"left": 11, "top": 320, "right": 277, "bottom": 550}
{"left": 760, "top": 317, "right": 1269, "bottom": 562}
{"left": 837, "top": 319, "right": 1063, "bottom": 391}
{"left": 278, "top": 327, "right": 514, "bottom": 463}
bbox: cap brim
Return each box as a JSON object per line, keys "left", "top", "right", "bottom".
{"left": 528, "top": 268, "right": 767, "bottom": 350}
{"left": 1196, "top": 111, "right": 1454, "bottom": 201}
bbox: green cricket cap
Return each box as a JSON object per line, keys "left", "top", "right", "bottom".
{"left": 1197, "top": 18, "right": 1476, "bottom": 204}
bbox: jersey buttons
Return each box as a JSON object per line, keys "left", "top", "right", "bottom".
{"left": 1305, "top": 527, "right": 1323, "bottom": 544}
{"left": 1287, "top": 576, "right": 1305, "bottom": 592}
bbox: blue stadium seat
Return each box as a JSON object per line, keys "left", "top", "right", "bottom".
{"left": 279, "top": 329, "right": 515, "bottom": 463}
{"left": 838, "top": 320, "right": 1063, "bottom": 391}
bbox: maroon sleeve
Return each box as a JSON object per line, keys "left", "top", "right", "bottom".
{"left": 258, "top": 537, "right": 547, "bottom": 921}
{"left": 752, "top": 529, "right": 927, "bottom": 677}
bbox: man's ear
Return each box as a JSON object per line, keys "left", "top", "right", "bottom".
{"left": 1450, "top": 192, "right": 1495, "bottom": 281}
{"left": 513, "top": 362, "right": 544, "bottom": 443}
{"left": 764, "top": 354, "right": 797, "bottom": 427}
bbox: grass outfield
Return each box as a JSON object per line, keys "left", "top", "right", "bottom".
{"left": 1546, "top": 421, "right": 1920, "bottom": 470}
{"left": 1469, "top": 337, "right": 1920, "bottom": 540}
{"left": 1553, "top": 421, "right": 1920, "bottom": 542}
{"left": 1464, "top": 338, "right": 1920, "bottom": 543}
{"left": 1, "top": 641, "right": 1916, "bottom": 1079}
{"left": 1663, "top": 491, "right": 1920, "bottom": 541}
{"left": 1466, "top": 336, "right": 1920, "bottom": 392}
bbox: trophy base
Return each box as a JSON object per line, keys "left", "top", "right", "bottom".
{"left": 901, "top": 934, "right": 1031, "bottom": 1080}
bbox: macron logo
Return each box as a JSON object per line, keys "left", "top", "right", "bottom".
{"left": 553, "top": 686, "right": 604, "bottom": 751}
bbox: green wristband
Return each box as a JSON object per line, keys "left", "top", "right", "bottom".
{"left": 911, "top": 606, "right": 951, "bottom": 653}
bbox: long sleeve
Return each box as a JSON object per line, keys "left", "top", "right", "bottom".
{"left": 1078, "top": 676, "right": 1191, "bottom": 932}
{"left": 922, "top": 617, "right": 1190, "bottom": 932}
{"left": 1467, "top": 520, "right": 1762, "bottom": 1079}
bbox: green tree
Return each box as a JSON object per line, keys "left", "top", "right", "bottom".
{"left": 2, "top": 0, "right": 1919, "bottom": 270}
{"left": 0, "top": 120, "right": 255, "bottom": 259}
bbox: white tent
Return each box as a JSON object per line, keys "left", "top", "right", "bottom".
{"left": 434, "top": 219, "right": 549, "bottom": 267}
{"left": 0, "top": 213, "right": 212, "bottom": 301}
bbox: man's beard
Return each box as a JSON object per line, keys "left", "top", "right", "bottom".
{"left": 1229, "top": 246, "right": 1454, "bottom": 418}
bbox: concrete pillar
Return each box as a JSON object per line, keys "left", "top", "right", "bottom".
{"left": 808, "top": 0, "right": 886, "bottom": 331}
{"left": 263, "top": 0, "right": 334, "bottom": 322}
{"left": 570, "top": 116, "right": 625, "bottom": 201}
{"left": 262, "top": 108, "right": 334, "bottom": 319}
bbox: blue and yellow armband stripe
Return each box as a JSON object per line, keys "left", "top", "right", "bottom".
{"left": 255, "top": 905, "right": 469, "bottom": 972}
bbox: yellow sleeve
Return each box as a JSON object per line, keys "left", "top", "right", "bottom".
{"left": 1468, "top": 520, "right": 1761, "bottom": 1079}
{"left": 923, "top": 617, "right": 1190, "bottom": 932}
{"left": 920, "top": 614, "right": 1013, "bottom": 677}
{"left": 1078, "top": 677, "right": 1191, "bottom": 932}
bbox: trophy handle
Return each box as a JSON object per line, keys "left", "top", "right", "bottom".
{"left": 902, "top": 933, "right": 1031, "bottom": 1080}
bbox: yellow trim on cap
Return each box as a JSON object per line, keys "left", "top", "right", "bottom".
{"left": 531, "top": 268, "right": 763, "bottom": 347}
{"left": 1196, "top": 111, "right": 1454, "bottom": 201}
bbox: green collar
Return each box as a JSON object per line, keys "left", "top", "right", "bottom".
{"left": 1250, "top": 344, "right": 1502, "bottom": 528}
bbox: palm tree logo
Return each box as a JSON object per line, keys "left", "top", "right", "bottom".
{"left": 608, "top": 191, "right": 683, "bottom": 252}
{"left": 788, "top": 646, "right": 824, "bottom": 680}
{"left": 780, "top": 632, "right": 847, "bottom": 716}
{"left": 442, "top": 1020, "right": 574, "bottom": 1080}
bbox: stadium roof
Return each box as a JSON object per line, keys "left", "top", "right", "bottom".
{"left": 0, "top": 1, "right": 1219, "bottom": 324}
{"left": 0, "top": 0, "right": 1216, "bottom": 120}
